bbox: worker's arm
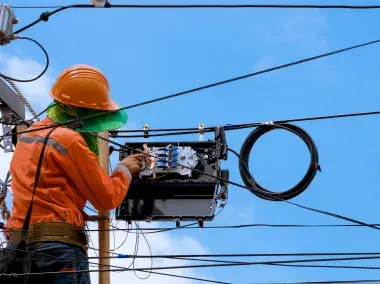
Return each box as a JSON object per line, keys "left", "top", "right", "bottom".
{"left": 61, "top": 137, "right": 141, "bottom": 210}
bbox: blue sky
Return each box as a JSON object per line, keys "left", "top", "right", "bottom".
{"left": 3, "top": 0, "right": 380, "bottom": 283}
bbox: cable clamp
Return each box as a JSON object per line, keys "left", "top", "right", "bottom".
{"left": 39, "top": 12, "right": 50, "bottom": 22}
{"left": 261, "top": 121, "right": 274, "bottom": 125}
{"left": 143, "top": 124, "right": 149, "bottom": 141}
{"left": 117, "top": 254, "right": 129, "bottom": 259}
{"left": 91, "top": 0, "right": 110, "bottom": 7}
{"left": 198, "top": 123, "right": 205, "bottom": 141}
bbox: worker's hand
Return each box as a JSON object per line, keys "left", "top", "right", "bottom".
{"left": 120, "top": 153, "right": 147, "bottom": 177}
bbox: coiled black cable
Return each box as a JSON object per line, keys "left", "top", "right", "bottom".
{"left": 238, "top": 123, "right": 321, "bottom": 201}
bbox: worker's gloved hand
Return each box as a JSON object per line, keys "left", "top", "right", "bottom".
{"left": 120, "top": 153, "right": 146, "bottom": 177}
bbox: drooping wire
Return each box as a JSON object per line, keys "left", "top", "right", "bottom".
{"left": 0, "top": 36, "right": 49, "bottom": 83}
{"left": 132, "top": 221, "right": 153, "bottom": 280}
{"left": 86, "top": 223, "right": 98, "bottom": 258}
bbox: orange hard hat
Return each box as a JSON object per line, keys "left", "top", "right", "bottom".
{"left": 50, "top": 64, "right": 118, "bottom": 111}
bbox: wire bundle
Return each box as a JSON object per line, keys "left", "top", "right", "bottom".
{"left": 238, "top": 123, "right": 320, "bottom": 201}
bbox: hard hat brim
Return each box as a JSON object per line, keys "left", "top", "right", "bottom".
{"left": 47, "top": 101, "right": 128, "bottom": 133}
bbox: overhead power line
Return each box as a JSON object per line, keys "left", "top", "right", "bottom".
{"left": 245, "top": 280, "right": 380, "bottom": 284}
{"left": 274, "top": 263, "right": 380, "bottom": 271}
{"left": 7, "top": 221, "right": 380, "bottom": 233}
{"left": 98, "top": 38, "right": 380, "bottom": 117}
{"left": 5, "top": 108, "right": 380, "bottom": 140}
{"left": 12, "top": 4, "right": 380, "bottom": 9}
{"left": 278, "top": 280, "right": 380, "bottom": 284}
{"left": 3, "top": 255, "right": 380, "bottom": 277}
{"left": 3, "top": 34, "right": 380, "bottom": 135}
{"left": 112, "top": 109, "right": 380, "bottom": 135}
{"left": 12, "top": 3, "right": 380, "bottom": 36}
{"left": 87, "top": 252, "right": 380, "bottom": 259}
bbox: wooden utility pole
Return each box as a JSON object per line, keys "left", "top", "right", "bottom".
{"left": 97, "top": 131, "right": 110, "bottom": 284}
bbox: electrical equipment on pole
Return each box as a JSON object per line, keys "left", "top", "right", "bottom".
{"left": 116, "top": 126, "right": 228, "bottom": 227}
{"left": 0, "top": 4, "right": 18, "bottom": 46}
{"left": 0, "top": 78, "right": 25, "bottom": 153}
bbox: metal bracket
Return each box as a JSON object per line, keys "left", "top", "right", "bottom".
{"left": 0, "top": 78, "right": 25, "bottom": 120}
{"left": 198, "top": 219, "right": 204, "bottom": 228}
{"left": 1, "top": 107, "right": 13, "bottom": 152}
{"left": 198, "top": 123, "right": 205, "bottom": 141}
{"left": 0, "top": 4, "right": 18, "bottom": 46}
{"left": 143, "top": 124, "right": 149, "bottom": 141}
{"left": 217, "top": 169, "right": 229, "bottom": 200}
{"left": 214, "top": 126, "right": 228, "bottom": 160}
{"left": 0, "top": 77, "right": 25, "bottom": 153}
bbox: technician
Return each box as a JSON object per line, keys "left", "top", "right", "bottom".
{"left": 4, "top": 64, "right": 143, "bottom": 283}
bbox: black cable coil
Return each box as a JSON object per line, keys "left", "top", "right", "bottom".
{"left": 238, "top": 123, "right": 321, "bottom": 201}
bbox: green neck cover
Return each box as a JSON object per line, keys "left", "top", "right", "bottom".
{"left": 47, "top": 103, "right": 99, "bottom": 156}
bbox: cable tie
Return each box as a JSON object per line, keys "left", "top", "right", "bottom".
{"left": 39, "top": 12, "right": 50, "bottom": 22}
{"left": 224, "top": 124, "right": 236, "bottom": 128}
{"left": 105, "top": 1, "right": 112, "bottom": 8}
{"left": 116, "top": 253, "right": 129, "bottom": 258}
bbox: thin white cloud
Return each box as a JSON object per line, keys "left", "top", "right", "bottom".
{"left": 0, "top": 53, "right": 52, "bottom": 111}
{"left": 87, "top": 221, "right": 212, "bottom": 284}
{"left": 256, "top": 10, "right": 328, "bottom": 49}
{"left": 252, "top": 56, "right": 276, "bottom": 72}
{"left": 253, "top": 10, "right": 332, "bottom": 82}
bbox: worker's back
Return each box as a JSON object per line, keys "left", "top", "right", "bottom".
{"left": 7, "top": 117, "right": 88, "bottom": 232}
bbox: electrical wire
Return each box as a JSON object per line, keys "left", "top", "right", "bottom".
{"left": 91, "top": 131, "right": 380, "bottom": 233}
{"left": 112, "top": 127, "right": 212, "bottom": 133}
{"left": 132, "top": 221, "right": 153, "bottom": 279}
{"left": 111, "top": 222, "right": 130, "bottom": 252}
{"left": 4, "top": 255, "right": 380, "bottom": 276}
{"left": 269, "top": 280, "right": 380, "bottom": 284}
{"left": 2, "top": 33, "right": 379, "bottom": 137}
{"left": 271, "top": 263, "right": 380, "bottom": 270}
{"left": 86, "top": 223, "right": 98, "bottom": 258}
{"left": 2, "top": 245, "right": 230, "bottom": 284}
{"left": 8, "top": 221, "right": 380, "bottom": 233}
{"left": 8, "top": 248, "right": 380, "bottom": 262}
{"left": 234, "top": 123, "right": 320, "bottom": 201}
{"left": 13, "top": 4, "right": 380, "bottom": 9}
{"left": 86, "top": 37, "right": 380, "bottom": 121}
{"left": 0, "top": 36, "right": 49, "bottom": 82}
{"left": 85, "top": 251, "right": 380, "bottom": 259}
{"left": 111, "top": 109, "right": 380, "bottom": 134}
{"left": 5, "top": 107, "right": 380, "bottom": 144}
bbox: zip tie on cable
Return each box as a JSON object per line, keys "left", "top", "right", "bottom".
{"left": 116, "top": 253, "right": 130, "bottom": 258}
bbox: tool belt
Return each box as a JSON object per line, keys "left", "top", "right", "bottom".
{"left": 8, "top": 222, "right": 88, "bottom": 249}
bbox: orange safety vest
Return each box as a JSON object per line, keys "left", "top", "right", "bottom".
{"left": 4, "top": 117, "right": 131, "bottom": 236}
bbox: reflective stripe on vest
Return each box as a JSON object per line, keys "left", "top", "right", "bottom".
{"left": 19, "top": 135, "right": 67, "bottom": 155}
